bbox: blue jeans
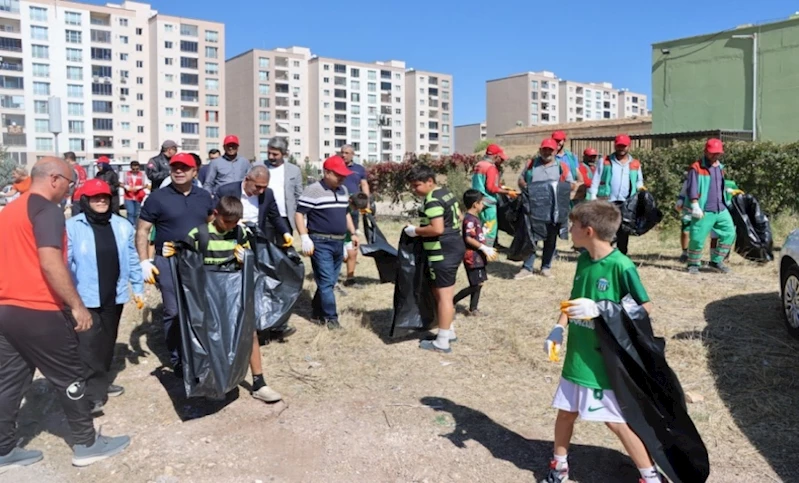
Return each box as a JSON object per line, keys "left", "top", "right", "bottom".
{"left": 310, "top": 236, "right": 344, "bottom": 322}
{"left": 522, "top": 223, "right": 560, "bottom": 271}
{"left": 124, "top": 200, "right": 141, "bottom": 226}
{"left": 154, "top": 256, "right": 180, "bottom": 366}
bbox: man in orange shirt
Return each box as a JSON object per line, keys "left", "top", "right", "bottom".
{"left": 0, "top": 157, "right": 130, "bottom": 473}
{"left": 0, "top": 167, "right": 31, "bottom": 202}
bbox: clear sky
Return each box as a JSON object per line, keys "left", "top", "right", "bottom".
{"left": 85, "top": 0, "right": 798, "bottom": 126}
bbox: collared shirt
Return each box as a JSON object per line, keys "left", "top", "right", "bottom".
{"left": 139, "top": 183, "right": 214, "bottom": 253}
{"left": 204, "top": 154, "right": 250, "bottom": 194}
{"left": 268, "top": 162, "right": 287, "bottom": 217}
{"left": 590, "top": 154, "right": 644, "bottom": 202}
{"left": 240, "top": 181, "right": 260, "bottom": 224}
{"left": 296, "top": 180, "right": 349, "bottom": 235}
{"left": 342, "top": 162, "right": 367, "bottom": 195}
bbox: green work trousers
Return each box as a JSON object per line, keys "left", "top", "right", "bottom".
{"left": 687, "top": 209, "right": 735, "bottom": 266}
{"left": 480, "top": 204, "right": 498, "bottom": 246}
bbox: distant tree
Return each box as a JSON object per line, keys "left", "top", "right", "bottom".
{"left": 473, "top": 139, "right": 497, "bottom": 154}
{"left": 0, "top": 146, "right": 14, "bottom": 187}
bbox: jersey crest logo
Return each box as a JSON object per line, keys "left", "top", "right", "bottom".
{"left": 596, "top": 278, "right": 609, "bottom": 292}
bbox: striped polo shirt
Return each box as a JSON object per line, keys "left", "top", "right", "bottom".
{"left": 185, "top": 223, "right": 250, "bottom": 265}
{"left": 296, "top": 180, "right": 350, "bottom": 235}
{"left": 419, "top": 187, "right": 462, "bottom": 262}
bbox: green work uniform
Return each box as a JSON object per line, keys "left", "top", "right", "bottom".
{"left": 686, "top": 161, "right": 737, "bottom": 267}
{"left": 471, "top": 161, "right": 501, "bottom": 245}
{"left": 562, "top": 249, "right": 650, "bottom": 390}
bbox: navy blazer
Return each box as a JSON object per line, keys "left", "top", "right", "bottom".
{"left": 215, "top": 181, "right": 290, "bottom": 241}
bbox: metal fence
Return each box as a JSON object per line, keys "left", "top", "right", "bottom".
{"left": 569, "top": 130, "right": 753, "bottom": 157}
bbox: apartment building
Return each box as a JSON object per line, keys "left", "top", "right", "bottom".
{"left": 454, "top": 122, "right": 486, "bottom": 154}
{"left": 405, "top": 69, "right": 452, "bottom": 158}
{"left": 147, "top": 11, "right": 224, "bottom": 157}
{"left": 559, "top": 81, "right": 648, "bottom": 123}
{"left": 618, "top": 89, "right": 647, "bottom": 119}
{"left": 307, "top": 56, "right": 406, "bottom": 163}
{"left": 225, "top": 46, "right": 310, "bottom": 161}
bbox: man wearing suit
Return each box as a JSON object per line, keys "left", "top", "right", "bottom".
{"left": 265, "top": 138, "right": 303, "bottom": 235}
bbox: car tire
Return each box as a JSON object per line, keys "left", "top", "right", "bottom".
{"left": 781, "top": 264, "right": 799, "bottom": 339}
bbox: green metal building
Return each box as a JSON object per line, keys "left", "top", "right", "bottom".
{"left": 652, "top": 15, "right": 799, "bottom": 142}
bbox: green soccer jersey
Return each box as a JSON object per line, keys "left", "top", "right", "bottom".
{"left": 561, "top": 249, "right": 650, "bottom": 389}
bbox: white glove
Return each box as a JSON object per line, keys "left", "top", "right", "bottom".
{"left": 562, "top": 298, "right": 599, "bottom": 320}
{"left": 478, "top": 244, "right": 498, "bottom": 261}
{"left": 404, "top": 225, "right": 418, "bottom": 238}
{"left": 140, "top": 259, "right": 159, "bottom": 285}
{"left": 691, "top": 202, "right": 704, "bottom": 219}
{"left": 234, "top": 244, "right": 245, "bottom": 264}
{"left": 300, "top": 234, "right": 315, "bottom": 256}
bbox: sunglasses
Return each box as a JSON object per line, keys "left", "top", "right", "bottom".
{"left": 53, "top": 174, "right": 75, "bottom": 188}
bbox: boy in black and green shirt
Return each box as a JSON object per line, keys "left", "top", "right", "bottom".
{"left": 542, "top": 201, "right": 662, "bottom": 483}
{"left": 162, "top": 196, "right": 283, "bottom": 404}
{"left": 404, "top": 164, "right": 465, "bottom": 353}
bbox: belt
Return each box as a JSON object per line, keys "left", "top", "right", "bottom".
{"left": 309, "top": 233, "right": 346, "bottom": 240}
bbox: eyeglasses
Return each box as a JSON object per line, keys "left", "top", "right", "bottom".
{"left": 53, "top": 174, "right": 75, "bottom": 188}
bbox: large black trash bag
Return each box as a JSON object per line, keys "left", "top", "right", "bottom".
{"left": 595, "top": 296, "right": 710, "bottom": 483}
{"left": 496, "top": 193, "right": 521, "bottom": 236}
{"left": 730, "top": 193, "right": 774, "bottom": 262}
{"left": 359, "top": 213, "right": 398, "bottom": 283}
{"left": 507, "top": 181, "right": 571, "bottom": 261}
{"left": 619, "top": 190, "right": 663, "bottom": 236}
{"left": 171, "top": 248, "right": 255, "bottom": 400}
{"left": 250, "top": 232, "right": 305, "bottom": 331}
{"left": 390, "top": 233, "right": 436, "bottom": 337}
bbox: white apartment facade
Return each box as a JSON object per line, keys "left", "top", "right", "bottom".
{"left": 225, "top": 46, "right": 310, "bottom": 162}
{"left": 559, "top": 81, "right": 648, "bottom": 123}
{"left": 405, "top": 69, "right": 453, "bottom": 158}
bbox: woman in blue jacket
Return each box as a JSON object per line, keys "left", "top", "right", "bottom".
{"left": 67, "top": 179, "right": 144, "bottom": 415}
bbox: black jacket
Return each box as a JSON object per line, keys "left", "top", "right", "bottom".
{"left": 215, "top": 181, "right": 289, "bottom": 243}
{"left": 145, "top": 153, "right": 171, "bottom": 190}
{"left": 595, "top": 296, "right": 710, "bottom": 483}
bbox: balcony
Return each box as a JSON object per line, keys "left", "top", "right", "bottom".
{"left": 0, "top": 37, "right": 21, "bottom": 52}
{"left": 0, "top": 75, "right": 23, "bottom": 90}
{"left": 381, "top": 142, "right": 391, "bottom": 150}
{"left": 2, "top": 133, "right": 25, "bottom": 145}
{"left": 275, "top": 70, "right": 289, "bottom": 81}
{"left": 90, "top": 29, "right": 111, "bottom": 44}
{"left": 180, "top": 90, "right": 199, "bottom": 103}
{"left": 90, "top": 14, "right": 111, "bottom": 26}
{"left": 181, "top": 138, "right": 200, "bottom": 151}
{"left": 380, "top": 106, "right": 391, "bottom": 115}
{"left": 275, "top": 97, "right": 289, "bottom": 107}
{"left": 275, "top": 110, "right": 289, "bottom": 120}
{"left": 381, "top": 130, "right": 392, "bottom": 139}
{"left": 93, "top": 136, "right": 113, "bottom": 149}
{"left": 428, "top": 77, "right": 438, "bottom": 86}
{"left": 0, "top": 1, "right": 19, "bottom": 14}
{"left": 575, "top": 87, "right": 583, "bottom": 95}
{"left": 180, "top": 107, "right": 198, "bottom": 119}
{"left": 428, "top": 109, "right": 438, "bottom": 118}
{"left": 429, "top": 133, "right": 439, "bottom": 141}
{"left": 428, "top": 88, "right": 438, "bottom": 97}
{"left": 0, "top": 94, "right": 23, "bottom": 109}
{"left": 0, "top": 61, "right": 21, "bottom": 72}
{"left": 428, "top": 122, "right": 438, "bottom": 130}
{"left": 380, "top": 93, "right": 391, "bottom": 103}
{"left": 0, "top": 21, "right": 20, "bottom": 34}
{"left": 275, "top": 83, "right": 289, "bottom": 94}
{"left": 275, "top": 57, "right": 289, "bottom": 68}
{"left": 442, "top": 102, "right": 449, "bottom": 111}
{"left": 428, "top": 99, "right": 439, "bottom": 108}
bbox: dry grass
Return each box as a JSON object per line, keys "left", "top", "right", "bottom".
{"left": 11, "top": 216, "right": 799, "bottom": 482}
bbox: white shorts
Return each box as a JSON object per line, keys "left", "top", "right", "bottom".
{"left": 552, "top": 378, "right": 626, "bottom": 423}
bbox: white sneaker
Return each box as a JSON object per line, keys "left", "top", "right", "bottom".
{"left": 252, "top": 385, "right": 282, "bottom": 403}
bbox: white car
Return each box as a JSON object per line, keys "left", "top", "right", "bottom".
{"left": 780, "top": 229, "right": 799, "bottom": 338}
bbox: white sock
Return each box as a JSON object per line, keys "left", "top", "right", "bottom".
{"left": 638, "top": 467, "right": 660, "bottom": 481}
{"left": 554, "top": 453, "right": 568, "bottom": 466}
{"left": 449, "top": 323, "right": 456, "bottom": 340}
{"left": 434, "top": 329, "right": 452, "bottom": 350}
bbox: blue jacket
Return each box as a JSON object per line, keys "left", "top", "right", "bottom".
{"left": 66, "top": 214, "right": 144, "bottom": 308}
{"left": 215, "top": 181, "right": 290, "bottom": 241}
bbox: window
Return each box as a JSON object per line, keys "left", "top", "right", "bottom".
{"left": 259, "top": 57, "right": 270, "bottom": 69}
{"left": 120, "top": 140, "right": 130, "bottom": 148}
{"left": 137, "top": 109, "right": 143, "bottom": 117}
{"left": 259, "top": 111, "right": 270, "bottom": 121}
{"left": 206, "top": 95, "right": 219, "bottom": 106}
{"left": 35, "top": 137, "right": 53, "bottom": 151}
{"left": 92, "top": 65, "right": 112, "bottom": 78}
{"left": 180, "top": 57, "right": 198, "bottom": 69}
{"left": 165, "top": 123, "right": 174, "bottom": 132}
{"left": 33, "top": 82, "right": 50, "bottom": 96}
{"left": 90, "top": 29, "right": 110, "bottom": 43}
{"left": 259, "top": 71, "right": 269, "bottom": 81}
{"left": 205, "top": 30, "right": 218, "bottom": 43}
{"left": 165, "top": 41, "right": 173, "bottom": 49}
{"left": 136, "top": 27, "right": 142, "bottom": 35}
{"left": 65, "top": 11, "right": 81, "bottom": 25}
{"left": 165, "top": 107, "right": 174, "bottom": 116}
{"left": 91, "top": 48, "right": 112, "bottom": 61}
{"left": 32, "top": 63, "right": 49, "bottom": 78}
{"left": 121, "top": 121, "right": 130, "bottom": 130}
{"left": 34, "top": 101, "right": 48, "bottom": 114}
{"left": 164, "top": 74, "right": 174, "bottom": 82}
{"left": 180, "top": 40, "right": 198, "bottom": 53}
{"left": 68, "top": 120, "right": 85, "bottom": 133}
{"left": 181, "top": 122, "right": 199, "bottom": 134}
{"left": 165, "top": 58, "right": 173, "bottom": 66}
{"left": 206, "top": 111, "right": 218, "bottom": 122}
{"left": 368, "top": 82, "right": 376, "bottom": 92}
{"left": 136, "top": 77, "right": 143, "bottom": 85}
{"left": 205, "top": 79, "right": 219, "bottom": 91}
{"left": 137, "top": 126, "right": 144, "bottom": 134}
{"left": 205, "top": 46, "right": 218, "bottom": 58}
{"left": 32, "top": 45, "right": 49, "bottom": 59}
{"left": 293, "top": 73, "right": 300, "bottom": 80}
{"left": 65, "top": 30, "right": 82, "bottom": 44}
{"left": 30, "top": 6, "right": 47, "bottom": 21}
{"left": 180, "top": 89, "right": 198, "bottom": 102}
{"left": 91, "top": 83, "right": 112, "bottom": 95}
{"left": 259, "top": 98, "right": 269, "bottom": 108}
{"left": 164, "top": 24, "right": 173, "bottom": 33}
{"left": 180, "top": 73, "right": 199, "bottom": 85}
{"left": 92, "top": 118, "right": 112, "bottom": 130}
{"left": 119, "top": 104, "right": 129, "bottom": 113}
{"left": 180, "top": 24, "right": 198, "bottom": 36}
{"left": 293, "top": 126, "right": 300, "bottom": 133}
{"left": 31, "top": 26, "right": 48, "bottom": 40}
{"left": 92, "top": 100, "right": 112, "bottom": 113}
{"left": 259, "top": 84, "right": 270, "bottom": 96}
{"left": 351, "top": 105, "right": 361, "bottom": 115}
{"left": 206, "top": 126, "right": 219, "bottom": 138}
{"left": 119, "top": 18, "right": 128, "bottom": 27}
{"left": 69, "top": 138, "right": 84, "bottom": 151}
{"left": 368, "top": 94, "right": 376, "bottom": 104}
{"left": 67, "top": 102, "right": 83, "bottom": 116}
{"left": 259, "top": 125, "right": 270, "bottom": 135}
{"left": 119, "top": 36, "right": 128, "bottom": 44}
{"left": 206, "top": 63, "right": 219, "bottom": 75}
{"left": 66, "top": 66, "right": 83, "bottom": 80}
{"left": 334, "top": 102, "right": 346, "bottom": 111}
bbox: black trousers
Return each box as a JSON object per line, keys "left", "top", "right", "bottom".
{"left": 77, "top": 304, "right": 124, "bottom": 404}
{"left": 612, "top": 201, "right": 630, "bottom": 255}
{"left": 0, "top": 306, "right": 96, "bottom": 454}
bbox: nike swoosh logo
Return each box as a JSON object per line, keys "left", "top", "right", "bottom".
{"left": 587, "top": 406, "right": 604, "bottom": 412}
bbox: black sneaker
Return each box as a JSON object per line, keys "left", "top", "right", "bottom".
{"left": 342, "top": 278, "right": 356, "bottom": 287}
{"left": 172, "top": 363, "right": 184, "bottom": 379}
{"left": 709, "top": 261, "right": 730, "bottom": 273}
{"left": 89, "top": 401, "right": 104, "bottom": 416}
{"left": 107, "top": 384, "right": 124, "bottom": 398}
{"left": 268, "top": 326, "right": 297, "bottom": 341}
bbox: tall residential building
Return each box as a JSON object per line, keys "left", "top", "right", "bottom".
{"left": 224, "top": 47, "right": 310, "bottom": 161}
{"left": 147, "top": 11, "right": 224, "bottom": 157}
{"left": 308, "top": 56, "right": 406, "bottom": 163}
{"left": 486, "top": 70, "right": 646, "bottom": 138}
{"left": 405, "top": 69, "right": 453, "bottom": 157}
{"left": 454, "top": 122, "right": 486, "bottom": 154}
{"left": 0, "top": 0, "right": 223, "bottom": 168}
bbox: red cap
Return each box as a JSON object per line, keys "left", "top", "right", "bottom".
{"left": 81, "top": 179, "right": 112, "bottom": 197}
{"left": 540, "top": 138, "right": 558, "bottom": 150}
{"left": 323, "top": 155, "right": 353, "bottom": 177}
{"left": 614, "top": 134, "right": 631, "bottom": 147}
{"left": 552, "top": 131, "right": 567, "bottom": 142}
{"left": 169, "top": 152, "right": 197, "bottom": 168}
{"left": 485, "top": 143, "right": 508, "bottom": 161}
{"left": 96, "top": 156, "right": 111, "bottom": 165}
{"left": 223, "top": 135, "right": 240, "bottom": 146}
{"left": 583, "top": 147, "right": 598, "bottom": 156}
{"left": 705, "top": 138, "right": 724, "bottom": 154}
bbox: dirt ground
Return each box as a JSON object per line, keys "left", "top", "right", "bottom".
{"left": 9, "top": 219, "right": 799, "bottom": 483}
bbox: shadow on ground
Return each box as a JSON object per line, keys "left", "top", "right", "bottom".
{"left": 358, "top": 308, "right": 434, "bottom": 345}
{"left": 674, "top": 292, "right": 799, "bottom": 482}
{"left": 420, "top": 397, "right": 639, "bottom": 482}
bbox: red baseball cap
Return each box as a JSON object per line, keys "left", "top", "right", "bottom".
{"left": 96, "top": 156, "right": 111, "bottom": 165}
{"left": 223, "top": 135, "right": 240, "bottom": 146}
{"left": 485, "top": 143, "right": 508, "bottom": 161}
{"left": 705, "top": 138, "right": 724, "bottom": 154}
{"left": 584, "top": 147, "right": 598, "bottom": 156}
{"left": 540, "top": 138, "right": 558, "bottom": 150}
{"left": 614, "top": 134, "right": 631, "bottom": 147}
{"left": 323, "top": 155, "right": 353, "bottom": 177}
{"left": 169, "top": 152, "right": 197, "bottom": 168}
{"left": 552, "top": 131, "right": 567, "bottom": 142}
{"left": 81, "top": 179, "right": 112, "bottom": 197}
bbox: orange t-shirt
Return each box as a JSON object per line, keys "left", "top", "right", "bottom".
{"left": 12, "top": 176, "right": 31, "bottom": 194}
{"left": 0, "top": 192, "right": 67, "bottom": 311}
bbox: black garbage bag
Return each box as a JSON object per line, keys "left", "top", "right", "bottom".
{"left": 619, "top": 190, "right": 663, "bottom": 236}
{"left": 496, "top": 194, "right": 521, "bottom": 236}
{"left": 730, "top": 193, "right": 774, "bottom": 262}
{"left": 360, "top": 213, "right": 398, "bottom": 283}
{"left": 596, "top": 296, "right": 710, "bottom": 483}
{"left": 251, "top": 232, "right": 306, "bottom": 331}
{"left": 171, "top": 247, "right": 255, "bottom": 400}
{"left": 507, "top": 181, "right": 571, "bottom": 261}
{"left": 390, "top": 233, "right": 436, "bottom": 337}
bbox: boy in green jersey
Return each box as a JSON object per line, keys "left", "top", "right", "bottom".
{"left": 541, "top": 201, "right": 661, "bottom": 483}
